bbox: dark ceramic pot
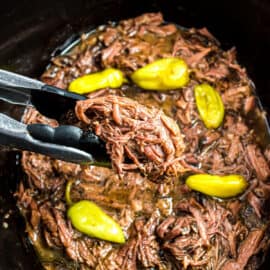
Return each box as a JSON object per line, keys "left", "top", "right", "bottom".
{"left": 0, "top": 0, "right": 269, "bottom": 269}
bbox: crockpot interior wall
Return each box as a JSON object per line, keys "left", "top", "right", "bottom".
{"left": 0, "top": 0, "right": 269, "bottom": 269}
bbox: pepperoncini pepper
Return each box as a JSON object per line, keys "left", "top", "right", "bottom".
{"left": 67, "top": 200, "right": 125, "bottom": 244}
{"left": 68, "top": 68, "right": 126, "bottom": 94}
{"left": 194, "top": 83, "right": 225, "bottom": 129}
{"left": 131, "top": 57, "right": 189, "bottom": 90}
{"left": 186, "top": 174, "right": 248, "bottom": 198}
{"left": 65, "top": 182, "right": 125, "bottom": 244}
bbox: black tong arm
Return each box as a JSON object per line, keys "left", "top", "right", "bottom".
{"left": 0, "top": 113, "right": 95, "bottom": 164}
{"left": 0, "top": 69, "right": 86, "bottom": 120}
{"left": 0, "top": 112, "right": 110, "bottom": 165}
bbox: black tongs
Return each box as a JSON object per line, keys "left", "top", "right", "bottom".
{"left": 0, "top": 69, "right": 109, "bottom": 165}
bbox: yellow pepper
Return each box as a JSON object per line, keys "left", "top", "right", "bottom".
{"left": 186, "top": 174, "right": 248, "bottom": 198}
{"left": 68, "top": 68, "right": 126, "bottom": 94}
{"left": 67, "top": 200, "right": 125, "bottom": 244}
{"left": 131, "top": 57, "right": 189, "bottom": 90}
{"left": 65, "top": 182, "right": 125, "bottom": 244}
{"left": 194, "top": 83, "right": 225, "bottom": 129}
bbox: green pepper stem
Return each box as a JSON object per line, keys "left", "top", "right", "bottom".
{"left": 65, "top": 180, "right": 74, "bottom": 206}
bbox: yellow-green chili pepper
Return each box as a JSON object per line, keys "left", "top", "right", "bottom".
{"left": 68, "top": 68, "right": 126, "bottom": 94}
{"left": 194, "top": 83, "right": 225, "bottom": 129}
{"left": 65, "top": 182, "right": 125, "bottom": 244}
{"left": 67, "top": 200, "right": 125, "bottom": 244}
{"left": 186, "top": 174, "right": 248, "bottom": 198}
{"left": 131, "top": 57, "right": 189, "bottom": 90}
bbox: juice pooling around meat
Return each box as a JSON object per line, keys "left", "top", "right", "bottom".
{"left": 17, "top": 12, "right": 270, "bottom": 270}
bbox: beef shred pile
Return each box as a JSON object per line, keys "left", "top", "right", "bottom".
{"left": 17, "top": 13, "right": 270, "bottom": 270}
{"left": 75, "top": 95, "right": 186, "bottom": 180}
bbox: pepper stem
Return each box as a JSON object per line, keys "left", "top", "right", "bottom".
{"left": 65, "top": 179, "right": 74, "bottom": 206}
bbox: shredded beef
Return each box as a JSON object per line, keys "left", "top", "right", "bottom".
{"left": 159, "top": 198, "right": 251, "bottom": 269}
{"left": 75, "top": 95, "right": 186, "bottom": 180}
{"left": 246, "top": 144, "right": 270, "bottom": 181}
{"left": 16, "top": 12, "right": 270, "bottom": 270}
{"left": 221, "top": 230, "right": 264, "bottom": 270}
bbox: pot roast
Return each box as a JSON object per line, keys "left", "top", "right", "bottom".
{"left": 17, "top": 13, "right": 270, "bottom": 270}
